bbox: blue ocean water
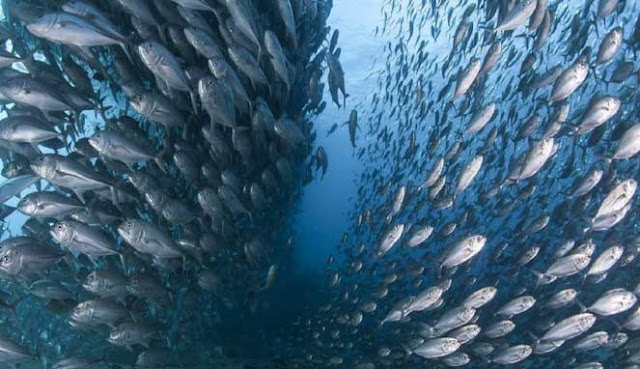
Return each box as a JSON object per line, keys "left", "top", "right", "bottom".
{"left": 2, "top": 0, "right": 640, "bottom": 368}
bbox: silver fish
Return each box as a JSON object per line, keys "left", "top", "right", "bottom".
{"left": 17, "top": 191, "right": 84, "bottom": 218}
{"left": 494, "top": 0, "right": 537, "bottom": 32}
{"left": 118, "top": 219, "right": 183, "bottom": 260}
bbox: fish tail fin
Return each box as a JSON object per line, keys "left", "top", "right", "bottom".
{"left": 8, "top": 296, "right": 24, "bottom": 321}
{"left": 609, "top": 317, "right": 623, "bottom": 332}
{"left": 576, "top": 298, "right": 588, "bottom": 312}
{"left": 118, "top": 252, "right": 128, "bottom": 275}
{"left": 401, "top": 343, "right": 413, "bottom": 357}
{"left": 23, "top": 42, "right": 42, "bottom": 61}
{"left": 154, "top": 145, "right": 169, "bottom": 174}
{"left": 591, "top": 14, "right": 600, "bottom": 35}
{"left": 384, "top": 214, "right": 392, "bottom": 224}
{"left": 189, "top": 90, "right": 199, "bottom": 115}
{"left": 35, "top": 340, "right": 47, "bottom": 369}
{"left": 527, "top": 331, "right": 541, "bottom": 346}
{"left": 118, "top": 42, "right": 135, "bottom": 66}
{"left": 193, "top": 246, "right": 205, "bottom": 267}
{"left": 477, "top": 23, "right": 494, "bottom": 32}
{"left": 574, "top": 263, "right": 590, "bottom": 284}
{"left": 596, "top": 152, "right": 613, "bottom": 167}
{"left": 420, "top": 323, "right": 437, "bottom": 338}
{"left": 343, "top": 93, "right": 349, "bottom": 107}
{"left": 157, "top": 25, "right": 169, "bottom": 45}
{"left": 0, "top": 205, "right": 17, "bottom": 220}
{"left": 531, "top": 269, "right": 546, "bottom": 289}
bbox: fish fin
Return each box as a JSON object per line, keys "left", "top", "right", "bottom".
{"left": 189, "top": 90, "right": 199, "bottom": 115}
{"left": 157, "top": 24, "right": 169, "bottom": 45}
{"left": 154, "top": 146, "right": 169, "bottom": 174}
{"left": 401, "top": 343, "right": 413, "bottom": 357}
{"left": 343, "top": 93, "right": 349, "bottom": 107}
{"left": 575, "top": 298, "right": 588, "bottom": 312}
{"left": 531, "top": 269, "right": 546, "bottom": 289}
{"left": 596, "top": 152, "right": 613, "bottom": 166}
{"left": 0, "top": 205, "right": 17, "bottom": 220}
{"left": 7, "top": 296, "right": 24, "bottom": 320}
{"left": 73, "top": 189, "right": 87, "bottom": 204}
{"left": 526, "top": 331, "right": 540, "bottom": 346}
{"left": 608, "top": 317, "right": 622, "bottom": 331}
{"left": 118, "top": 251, "right": 128, "bottom": 275}
{"left": 418, "top": 323, "right": 436, "bottom": 338}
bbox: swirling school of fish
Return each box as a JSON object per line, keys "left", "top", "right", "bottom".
{"left": 302, "top": 0, "right": 640, "bottom": 368}
{"left": 0, "top": 0, "right": 342, "bottom": 367}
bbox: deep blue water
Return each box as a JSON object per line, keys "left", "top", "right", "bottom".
{"left": 3, "top": 0, "right": 640, "bottom": 368}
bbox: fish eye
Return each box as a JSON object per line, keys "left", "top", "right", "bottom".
{"left": 56, "top": 224, "right": 63, "bottom": 230}
{"left": 2, "top": 255, "right": 8, "bottom": 263}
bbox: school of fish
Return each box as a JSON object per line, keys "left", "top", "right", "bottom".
{"left": 295, "top": 0, "right": 640, "bottom": 369}
{"left": 0, "top": 0, "right": 341, "bottom": 367}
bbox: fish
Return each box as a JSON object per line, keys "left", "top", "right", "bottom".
{"left": 491, "top": 345, "right": 532, "bottom": 364}
{"left": 108, "top": 322, "right": 157, "bottom": 349}
{"left": 454, "top": 59, "right": 481, "bottom": 99}
{"left": 198, "top": 76, "right": 236, "bottom": 128}
{"left": 70, "top": 298, "right": 127, "bottom": 327}
{"left": 494, "top": 0, "right": 538, "bottom": 32}
{"left": 576, "top": 96, "right": 621, "bottom": 135}
{"left": 50, "top": 219, "right": 121, "bottom": 261}
{"left": 465, "top": 103, "right": 495, "bottom": 136}
{"left": 5, "top": 0, "right": 640, "bottom": 367}
{"left": 0, "top": 174, "right": 39, "bottom": 204}
{"left": 0, "top": 336, "right": 32, "bottom": 364}
{"left": 597, "top": 27, "right": 623, "bottom": 65}
{"left": 0, "top": 242, "right": 64, "bottom": 277}
{"left": 118, "top": 219, "right": 183, "bottom": 260}
{"left": 0, "top": 74, "right": 74, "bottom": 112}
{"left": 27, "top": 12, "right": 131, "bottom": 60}
{"left": 455, "top": 155, "right": 483, "bottom": 196}
{"left": 377, "top": 224, "right": 405, "bottom": 256}
{"left": 585, "top": 288, "right": 637, "bottom": 316}
{"left": 138, "top": 41, "right": 197, "bottom": 111}
{"left": 88, "top": 130, "right": 165, "bottom": 170}
{"left": 550, "top": 55, "right": 589, "bottom": 102}
{"left": 0, "top": 115, "right": 61, "bottom": 144}
{"left": 441, "top": 235, "right": 486, "bottom": 269}
{"left": 541, "top": 313, "right": 597, "bottom": 342}
{"left": 405, "top": 337, "right": 461, "bottom": 359}
{"left": 17, "top": 191, "right": 84, "bottom": 218}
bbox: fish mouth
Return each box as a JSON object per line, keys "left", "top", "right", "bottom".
{"left": 87, "top": 137, "right": 98, "bottom": 148}
{"left": 116, "top": 225, "right": 129, "bottom": 240}
{"left": 25, "top": 24, "right": 40, "bottom": 36}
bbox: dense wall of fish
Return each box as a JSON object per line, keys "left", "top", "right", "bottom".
{"left": 304, "top": 0, "right": 640, "bottom": 368}
{"left": 0, "top": 0, "right": 343, "bottom": 367}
